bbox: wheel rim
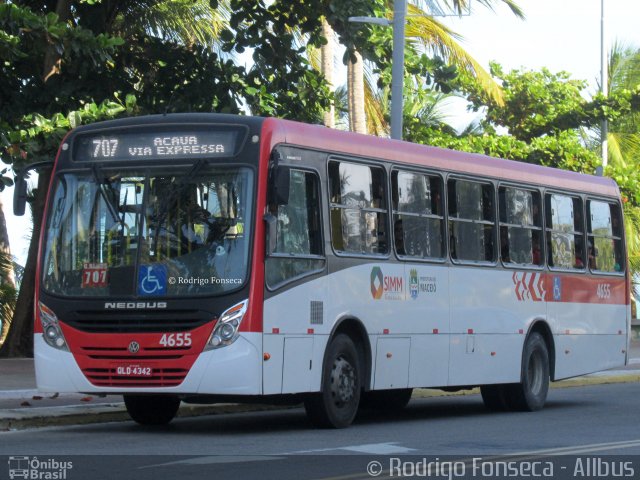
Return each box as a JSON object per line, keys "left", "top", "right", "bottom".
{"left": 329, "top": 355, "right": 356, "bottom": 407}
{"left": 527, "top": 349, "right": 544, "bottom": 395}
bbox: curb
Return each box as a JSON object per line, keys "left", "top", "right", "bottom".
{"left": 0, "top": 402, "right": 294, "bottom": 431}
{"left": 1, "top": 372, "right": 638, "bottom": 431}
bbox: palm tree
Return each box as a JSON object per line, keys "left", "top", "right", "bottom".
{"left": 4, "top": 0, "right": 234, "bottom": 357}
{"left": 321, "top": 19, "right": 336, "bottom": 129}
{"left": 600, "top": 42, "right": 640, "bottom": 281}
{"left": 331, "top": 0, "right": 524, "bottom": 135}
{"left": 0, "top": 249, "right": 16, "bottom": 348}
{"left": 348, "top": 51, "right": 367, "bottom": 134}
{"left": 0, "top": 191, "right": 16, "bottom": 347}
{"left": 603, "top": 41, "right": 640, "bottom": 169}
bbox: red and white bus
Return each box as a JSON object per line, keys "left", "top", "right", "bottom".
{"left": 21, "top": 113, "right": 630, "bottom": 428}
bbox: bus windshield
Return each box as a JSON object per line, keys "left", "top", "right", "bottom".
{"left": 42, "top": 165, "right": 253, "bottom": 297}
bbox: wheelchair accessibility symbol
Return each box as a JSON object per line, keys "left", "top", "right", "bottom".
{"left": 553, "top": 276, "right": 562, "bottom": 301}
{"left": 138, "top": 265, "right": 167, "bottom": 296}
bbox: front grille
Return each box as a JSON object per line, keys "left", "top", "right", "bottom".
{"left": 83, "top": 367, "right": 189, "bottom": 387}
{"left": 79, "top": 345, "right": 189, "bottom": 360}
{"left": 65, "top": 316, "right": 212, "bottom": 389}
{"left": 64, "top": 309, "right": 209, "bottom": 333}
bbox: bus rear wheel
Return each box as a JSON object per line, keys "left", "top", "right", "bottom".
{"left": 508, "top": 332, "right": 550, "bottom": 411}
{"left": 360, "top": 388, "right": 413, "bottom": 411}
{"left": 124, "top": 394, "right": 181, "bottom": 425}
{"left": 480, "top": 384, "right": 509, "bottom": 411}
{"left": 304, "top": 334, "right": 361, "bottom": 428}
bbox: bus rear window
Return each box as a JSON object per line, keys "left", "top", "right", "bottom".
{"left": 587, "top": 200, "right": 624, "bottom": 273}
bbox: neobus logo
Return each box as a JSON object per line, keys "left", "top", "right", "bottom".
{"left": 370, "top": 266, "right": 404, "bottom": 300}
{"left": 104, "top": 302, "right": 167, "bottom": 309}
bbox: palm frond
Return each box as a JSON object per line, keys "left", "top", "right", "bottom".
{"left": 0, "top": 250, "right": 12, "bottom": 277}
{"left": 623, "top": 204, "right": 640, "bottom": 289}
{"left": 606, "top": 132, "right": 626, "bottom": 169}
{"left": 410, "top": 0, "right": 525, "bottom": 20}
{"left": 609, "top": 41, "right": 640, "bottom": 93}
{"left": 470, "top": 0, "right": 525, "bottom": 19}
{"left": 608, "top": 131, "right": 640, "bottom": 168}
{"left": 404, "top": 6, "right": 505, "bottom": 106}
{"left": 116, "top": 0, "right": 232, "bottom": 50}
{"left": 364, "top": 80, "right": 389, "bottom": 137}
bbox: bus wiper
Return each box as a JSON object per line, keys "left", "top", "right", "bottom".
{"left": 91, "top": 164, "right": 124, "bottom": 227}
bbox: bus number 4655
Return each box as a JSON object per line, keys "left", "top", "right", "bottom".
{"left": 159, "top": 333, "right": 192, "bottom": 347}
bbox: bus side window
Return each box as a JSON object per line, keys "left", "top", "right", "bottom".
{"left": 391, "top": 169, "right": 444, "bottom": 259}
{"left": 448, "top": 178, "right": 495, "bottom": 263}
{"left": 545, "top": 193, "right": 584, "bottom": 270}
{"left": 266, "top": 169, "right": 324, "bottom": 288}
{"left": 328, "top": 160, "right": 388, "bottom": 255}
{"left": 498, "top": 186, "right": 543, "bottom": 267}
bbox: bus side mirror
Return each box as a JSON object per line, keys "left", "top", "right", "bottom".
{"left": 13, "top": 174, "right": 27, "bottom": 216}
{"left": 270, "top": 166, "right": 290, "bottom": 206}
{"left": 264, "top": 213, "right": 277, "bottom": 255}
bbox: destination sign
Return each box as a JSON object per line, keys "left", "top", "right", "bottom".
{"left": 73, "top": 128, "right": 244, "bottom": 161}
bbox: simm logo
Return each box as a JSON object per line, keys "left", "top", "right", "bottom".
{"left": 370, "top": 266, "right": 404, "bottom": 300}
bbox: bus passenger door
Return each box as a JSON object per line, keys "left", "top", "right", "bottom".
{"left": 262, "top": 160, "right": 327, "bottom": 395}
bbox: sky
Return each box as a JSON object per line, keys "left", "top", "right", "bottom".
{"left": 3, "top": 0, "right": 640, "bottom": 267}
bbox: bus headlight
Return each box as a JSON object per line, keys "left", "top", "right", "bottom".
{"left": 38, "top": 302, "right": 69, "bottom": 351}
{"left": 205, "top": 300, "right": 248, "bottom": 350}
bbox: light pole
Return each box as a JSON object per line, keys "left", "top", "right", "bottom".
{"left": 601, "top": 0, "right": 608, "bottom": 169}
{"left": 349, "top": 0, "right": 408, "bottom": 141}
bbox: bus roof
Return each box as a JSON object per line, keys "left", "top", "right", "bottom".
{"left": 264, "top": 117, "right": 620, "bottom": 199}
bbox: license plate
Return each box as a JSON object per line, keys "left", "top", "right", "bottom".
{"left": 114, "top": 365, "right": 153, "bottom": 377}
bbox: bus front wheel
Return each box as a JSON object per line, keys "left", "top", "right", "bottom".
{"left": 124, "top": 394, "right": 181, "bottom": 425}
{"left": 509, "top": 332, "right": 550, "bottom": 411}
{"left": 304, "top": 334, "right": 361, "bottom": 428}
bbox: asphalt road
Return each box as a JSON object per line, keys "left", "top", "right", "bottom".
{"left": 1, "top": 382, "right": 640, "bottom": 480}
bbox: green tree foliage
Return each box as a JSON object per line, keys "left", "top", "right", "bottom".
{"left": 407, "top": 63, "right": 640, "bottom": 201}
{"left": 406, "top": 60, "right": 640, "bottom": 285}
{"left": 0, "top": 0, "right": 339, "bottom": 356}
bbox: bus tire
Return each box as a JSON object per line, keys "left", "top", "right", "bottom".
{"left": 360, "top": 388, "right": 413, "bottom": 411}
{"left": 124, "top": 394, "right": 181, "bottom": 425}
{"left": 304, "top": 334, "right": 361, "bottom": 428}
{"left": 508, "top": 332, "right": 550, "bottom": 411}
{"left": 480, "top": 384, "right": 509, "bottom": 411}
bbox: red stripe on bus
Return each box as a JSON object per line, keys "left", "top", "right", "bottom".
{"left": 34, "top": 131, "right": 72, "bottom": 334}
{"left": 542, "top": 274, "right": 626, "bottom": 304}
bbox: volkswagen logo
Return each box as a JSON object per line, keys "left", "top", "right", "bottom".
{"left": 128, "top": 341, "right": 140, "bottom": 354}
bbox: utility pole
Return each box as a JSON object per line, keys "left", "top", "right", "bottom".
{"left": 390, "top": 0, "right": 407, "bottom": 140}
{"left": 601, "top": 0, "right": 608, "bottom": 168}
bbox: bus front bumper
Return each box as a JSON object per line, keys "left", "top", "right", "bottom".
{"left": 33, "top": 332, "right": 262, "bottom": 395}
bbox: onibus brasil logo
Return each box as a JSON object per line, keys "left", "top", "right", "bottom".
{"left": 8, "top": 456, "right": 73, "bottom": 479}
